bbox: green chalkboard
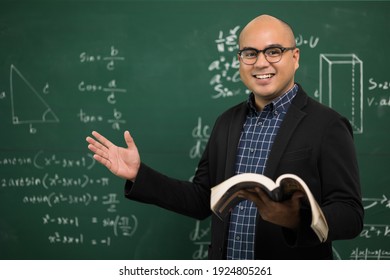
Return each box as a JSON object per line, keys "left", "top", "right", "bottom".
{"left": 0, "top": 0, "right": 389, "bottom": 260}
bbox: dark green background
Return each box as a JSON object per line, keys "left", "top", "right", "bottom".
{"left": 0, "top": 1, "right": 389, "bottom": 259}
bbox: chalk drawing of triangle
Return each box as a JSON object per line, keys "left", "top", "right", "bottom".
{"left": 10, "top": 64, "right": 59, "bottom": 124}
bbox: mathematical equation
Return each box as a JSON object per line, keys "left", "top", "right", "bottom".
{"left": 80, "top": 46, "right": 125, "bottom": 71}
{"left": 208, "top": 26, "right": 242, "bottom": 99}
{"left": 295, "top": 34, "right": 319, "bottom": 48}
{"left": 350, "top": 247, "right": 390, "bottom": 260}
{"left": 189, "top": 220, "right": 211, "bottom": 260}
{"left": 189, "top": 117, "right": 210, "bottom": 159}
{"left": 368, "top": 77, "right": 390, "bottom": 91}
{"left": 366, "top": 77, "right": 390, "bottom": 107}
{"left": 47, "top": 232, "right": 115, "bottom": 246}
{"left": 78, "top": 45, "right": 127, "bottom": 130}
{"left": 78, "top": 108, "right": 126, "bottom": 130}
{"left": 23, "top": 192, "right": 120, "bottom": 213}
{"left": 0, "top": 147, "right": 140, "bottom": 248}
{"left": 360, "top": 224, "right": 390, "bottom": 239}
{"left": 0, "top": 173, "right": 109, "bottom": 189}
{"left": 187, "top": 118, "right": 211, "bottom": 259}
{"left": 0, "top": 45, "right": 128, "bottom": 133}
{"left": 0, "top": 150, "right": 95, "bottom": 169}
{"left": 43, "top": 214, "right": 138, "bottom": 239}
{"left": 78, "top": 79, "right": 127, "bottom": 102}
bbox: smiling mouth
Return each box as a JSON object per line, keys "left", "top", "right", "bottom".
{"left": 253, "top": 74, "right": 274, "bottom": 79}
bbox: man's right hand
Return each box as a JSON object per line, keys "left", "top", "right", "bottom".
{"left": 86, "top": 130, "right": 141, "bottom": 181}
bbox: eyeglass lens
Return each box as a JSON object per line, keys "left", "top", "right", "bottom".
{"left": 240, "top": 47, "right": 285, "bottom": 64}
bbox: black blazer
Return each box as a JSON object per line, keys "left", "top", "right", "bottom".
{"left": 126, "top": 84, "right": 364, "bottom": 259}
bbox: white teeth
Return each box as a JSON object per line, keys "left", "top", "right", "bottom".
{"left": 255, "top": 74, "right": 273, "bottom": 79}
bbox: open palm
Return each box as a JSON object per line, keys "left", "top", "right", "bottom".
{"left": 86, "top": 130, "right": 140, "bottom": 181}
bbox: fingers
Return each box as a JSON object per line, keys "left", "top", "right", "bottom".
{"left": 86, "top": 132, "right": 113, "bottom": 169}
{"left": 290, "top": 191, "right": 305, "bottom": 207}
{"left": 86, "top": 136, "right": 106, "bottom": 155}
{"left": 86, "top": 131, "right": 112, "bottom": 162}
{"left": 291, "top": 191, "right": 305, "bottom": 199}
{"left": 124, "top": 130, "right": 135, "bottom": 148}
{"left": 91, "top": 131, "right": 114, "bottom": 149}
{"left": 239, "top": 187, "right": 266, "bottom": 204}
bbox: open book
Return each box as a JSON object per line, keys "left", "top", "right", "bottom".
{"left": 210, "top": 173, "right": 328, "bottom": 242}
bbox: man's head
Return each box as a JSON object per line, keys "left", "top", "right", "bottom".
{"left": 238, "top": 14, "right": 300, "bottom": 109}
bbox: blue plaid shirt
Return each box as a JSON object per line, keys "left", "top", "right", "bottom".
{"left": 226, "top": 84, "right": 298, "bottom": 260}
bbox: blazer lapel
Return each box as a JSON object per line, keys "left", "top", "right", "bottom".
{"left": 224, "top": 102, "right": 248, "bottom": 179}
{"left": 264, "top": 87, "right": 308, "bottom": 178}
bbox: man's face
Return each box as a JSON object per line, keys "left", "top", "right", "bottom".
{"left": 238, "top": 18, "right": 300, "bottom": 109}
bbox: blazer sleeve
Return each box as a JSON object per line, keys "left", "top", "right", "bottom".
{"left": 289, "top": 115, "right": 364, "bottom": 247}
{"left": 318, "top": 116, "right": 364, "bottom": 240}
{"left": 124, "top": 162, "right": 212, "bottom": 220}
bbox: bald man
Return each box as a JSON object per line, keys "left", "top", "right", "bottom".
{"left": 87, "top": 15, "right": 363, "bottom": 259}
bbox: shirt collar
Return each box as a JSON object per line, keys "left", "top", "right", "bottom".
{"left": 247, "top": 84, "right": 298, "bottom": 115}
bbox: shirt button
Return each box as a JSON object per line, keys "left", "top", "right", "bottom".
{"left": 240, "top": 205, "right": 244, "bottom": 210}
{"left": 236, "top": 235, "right": 241, "bottom": 241}
{"left": 250, "top": 148, "right": 255, "bottom": 153}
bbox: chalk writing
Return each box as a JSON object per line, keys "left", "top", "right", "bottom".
{"left": 360, "top": 224, "right": 390, "bottom": 239}
{"left": 78, "top": 79, "right": 127, "bottom": 105}
{"left": 78, "top": 80, "right": 126, "bottom": 94}
{"left": 192, "top": 241, "right": 209, "bottom": 260}
{"left": 368, "top": 77, "right": 390, "bottom": 91}
{"left": 350, "top": 247, "right": 390, "bottom": 260}
{"left": 363, "top": 195, "right": 390, "bottom": 210}
{"left": 107, "top": 108, "right": 127, "bottom": 130}
{"left": 79, "top": 46, "right": 127, "bottom": 106}
{"left": 1, "top": 173, "right": 109, "bottom": 189}
{"left": 79, "top": 46, "right": 125, "bottom": 71}
{"left": 189, "top": 220, "right": 211, "bottom": 260}
{"left": 47, "top": 232, "right": 111, "bottom": 246}
{"left": 1, "top": 144, "right": 138, "bottom": 249}
{"left": 208, "top": 26, "right": 244, "bottom": 98}
{"left": 91, "top": 237, "right": 111, "bottom": 246}
{"left": 44, "top": 214, "right": 138, "bottom": 246}
{"left": 22, "top": 192, "right": 119, "bottom": 212}
{"left": 42, "top": 214, "right": 137, "bottom": 237}
{"left": 9, "top": 65, "right": 59, "bottom": 133}
{"left": 187, "top": 116, "right": 212, "bottom": 259}
{"left": 43, "top": 214, "right": 80, "bottom": 227}
{"left": 77, "top": 108, "right": 126, "bottom": 130}
{"left": 189, "top": 117, "right": 210, "bottom": 159}
{"left": 100, "top": 215, "right": 138, "bottom": 237}
{"left": 48, "top": 232, "right": 84, "bottom": 245}
{"left": 34, "top": 150, "right": 95, "bottom": 170}
{"left": 22, "top": 192, "right": 97, "bottom": 207}
{"left": 189, "top": 220, "right": 211, "bottom": 242}
{"left": 295, "top": 34, "right": 320, "bottom": 48}
{"left": 0, "top": 156, "right": 33, "bottom": 166}
{"left": 366, "top": 78, "right": 390, "bottom": 107}
{"left": 1, "top": 176, "right": 44, "bottom": 188}
{"left": 102, "top": 193, "right": 120, "bottom": 213}
{"left": 0, "top": 151, "right": 95, "bottom": 170}
{"left": 367, "top": 97, "right": 390, "bottom": 107}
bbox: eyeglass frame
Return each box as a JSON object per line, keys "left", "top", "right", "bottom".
{"left": 237, "top": 46, "right": 296, "bottom": 65}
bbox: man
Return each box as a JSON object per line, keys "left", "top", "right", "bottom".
{"left": 86, "top": 14, "right": 364, "bottom": 259}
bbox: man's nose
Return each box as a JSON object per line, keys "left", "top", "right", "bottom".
{"left": 254, "top": 52, "right": 270, "bottom": 66}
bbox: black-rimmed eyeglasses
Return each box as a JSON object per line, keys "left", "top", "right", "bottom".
{"left": 238, "top": 46, "right": 296, "bottom": 65}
